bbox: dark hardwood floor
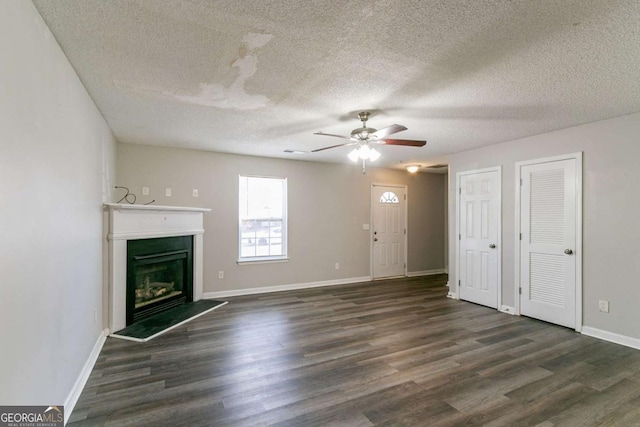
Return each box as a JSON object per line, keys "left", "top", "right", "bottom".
{"left": 69, "top": 275, "right": 640, "bottom": 426}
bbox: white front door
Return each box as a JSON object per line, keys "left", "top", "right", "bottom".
{"left": 372, "top": 185, "right": 406, "bottom": 279}
{"left": 458, "top": 169, "right": 500, "bottom": 309}
{"left": 519, "top": 155, "right": 580, "bottom": 329}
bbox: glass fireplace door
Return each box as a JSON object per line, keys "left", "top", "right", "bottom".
{"left": 126, "top": 236, "right": 193, "bottom": 325}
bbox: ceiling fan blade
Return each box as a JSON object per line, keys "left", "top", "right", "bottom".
{"left": 311, "top": 142, "right": 355, "bottom": 152}
{"left": 381, "top": 138, "right": 427, "bottom": 147}
{"left": 313, "top": 132, "right": 352, "bottom": 140}
{"left": 371, "top": 124, "right": 407, "bottom": 140}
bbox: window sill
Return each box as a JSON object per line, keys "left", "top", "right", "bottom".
{"left": 237, "top": 257, "right": 290, "bottom": 265}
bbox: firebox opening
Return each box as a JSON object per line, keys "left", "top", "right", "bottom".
{"left": 127, "top": 236, "right": 193, "bottom": 326}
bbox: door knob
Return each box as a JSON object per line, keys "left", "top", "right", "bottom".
{"left": 489, "top": 244, "right": 496, "bottom": 249}
{"left": 374, "top": 238, "right": 378, "bottom": 242}
{"left": 564, "top": 249, "right": 573, "bottom": 255}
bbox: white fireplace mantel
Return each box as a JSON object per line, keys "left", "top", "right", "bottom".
{"left": 104, "top": 203, "right": 211, "bottom": 332}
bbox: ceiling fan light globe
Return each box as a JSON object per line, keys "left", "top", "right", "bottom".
{"left": 347, "top": 149, "right": 359, "bottom": 162}
{"left": 406, "top": 165, "right": 420, "bottom": 173}
{"left": 358, "top": 145, "right": 371, "bottom": 159}
{"left": 369, "top": 148, "right": 381, "bottom": 161}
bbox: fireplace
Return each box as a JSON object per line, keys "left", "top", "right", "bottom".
{"left": 105, "top": 203, "right": 210, "bottom": 333}
{"left": 127, "top": 236, "right": 193, "bottom": 325}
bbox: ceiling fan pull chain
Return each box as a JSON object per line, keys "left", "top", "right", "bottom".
{"left": 362, "top": 159, "right": 367, "bottom": 174}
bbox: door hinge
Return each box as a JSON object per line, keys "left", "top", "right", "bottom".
{"left": 459, "top": 187, "right": 462, "bottom": 195}
{"left": 458, "top": 280, "right": 461, "bottom": 287}
{"left": 459, "top": 234, "right": 461, "bottom": 240}
{"left": 519, "top": 233, "right": 522, "bottom": 240}
{"left": 520, "top": 178, "right": 523, "bottom": 186}
{"left": 404, "top": 228, "right": 406, "bottom": 235}
{"left": 404, "top": 194, "right": 407, "bottom": 200}
{"left": 519, "top": 287, "right": 522, "bottom": 295}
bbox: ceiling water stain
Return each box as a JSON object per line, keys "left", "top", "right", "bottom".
{"left": 169, "top": 32, "right": 273, "bottom": 110}
{"left": 116, "top": 33, "right": 273, "bottom": 110}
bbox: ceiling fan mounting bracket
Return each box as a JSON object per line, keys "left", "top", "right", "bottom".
{"left": 357, "top": 111, "right": 371, "bottom": 123}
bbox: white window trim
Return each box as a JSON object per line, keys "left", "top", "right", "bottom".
{"left": 237, "top": 256, "right": 290, "bottom": 265}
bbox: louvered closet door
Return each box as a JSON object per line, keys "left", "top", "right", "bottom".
{"left": 520, "top": 159, "right": 577, "bottom": 328}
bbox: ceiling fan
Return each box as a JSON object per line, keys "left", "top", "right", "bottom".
{"left": 313, "top": 111, "right": 426, "bottom": 173}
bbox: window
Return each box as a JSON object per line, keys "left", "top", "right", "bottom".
{"left": 379, "top": 191, "right": 399, "bottom": 204}
{"left": 239, "top": 176, "right": 287, "bottom": 261}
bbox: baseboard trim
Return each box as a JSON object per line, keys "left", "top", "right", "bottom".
{"left": 203, "top": 276, "right": 372, "bottom": 299}
{"left": 581, "top": 326, "right": 640, "bottom": 351}
{"left": 499, "top": 305, "right": 515, "bottom": 315}
{"left": 64, "top": 328, "right": 108, "bottom": 425}
{"left": 407, "top": 269, "right": 446, "bottom": 277}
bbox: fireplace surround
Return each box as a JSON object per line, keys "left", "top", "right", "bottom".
{"left": 105, "top": 203, "right": 210, "bottom": 332}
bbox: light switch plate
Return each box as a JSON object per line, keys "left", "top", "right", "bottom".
{"left": 165, "top": 188, "right": 172, "bottom": 197}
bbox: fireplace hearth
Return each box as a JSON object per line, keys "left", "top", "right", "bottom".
{"left": 127, "top": 236, "right": 193, "bottom": 325}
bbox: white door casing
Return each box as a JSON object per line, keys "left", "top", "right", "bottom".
{"left": 372, "top": 184, "right": 407, "bottom": 279}
{"left": 456, "top": 168, "right": 501, "bottom": 309}
{"left": 516, "top": 153, "right": 582, "bottom": 330}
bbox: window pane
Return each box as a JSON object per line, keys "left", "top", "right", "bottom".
{"left": 239, "top": 176, "right": 284, "bottom": 219}
{"left": 239, "top": 176, "right": 287, "bottom": 259}
{"left": 380, "top": 191, "right": 399, "bottom": 204}
{"left": 240, "top": 219, "right": 257, "bottom": 257}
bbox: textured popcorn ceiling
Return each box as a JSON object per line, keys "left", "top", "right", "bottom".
{"left": 33, "top": 0, "right": 640, "bottom": 169}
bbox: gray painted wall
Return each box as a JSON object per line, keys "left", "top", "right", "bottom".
{"left": 0, "top": 2, "right": 116, "bottom": 405}
{"left": 448, "top": 112, "right": 640, "bottom": 340}
{"left": 117, "top": 143, "right": 446, "bottom": 293}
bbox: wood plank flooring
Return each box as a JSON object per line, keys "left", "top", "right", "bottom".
{"left": 68, "top": 275, "right": 640, "bottom": 426}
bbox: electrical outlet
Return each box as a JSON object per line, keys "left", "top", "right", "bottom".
{"left": 192, "top": 189, "right": 199, "bottom": 197}
{"left": 218, "top": 271, "right": 224, "bottom": 279}
{"left": 335, "top": 262, "right": 340, "bottom": 270}
{"left": 599, "top": 300, "right": 610, "bottom": 313}
{"left": 165, "top": 188, "right": 172, "bottom": 197}
{"left": 142, "top": 186, "right": 149, "bottom": 196}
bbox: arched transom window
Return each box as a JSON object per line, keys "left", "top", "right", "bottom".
{"left": 379, "top": 191, "right": 399, "bottom": 204}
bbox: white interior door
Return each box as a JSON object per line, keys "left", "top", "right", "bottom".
{"left": 458, "top": 170, "right": 500, "bottom": 309}
{"left": 519, "top": 157, "right": 579, "bottom": 329}
{"left": 372, "top": 185, "right": 406, "bottom": 279}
